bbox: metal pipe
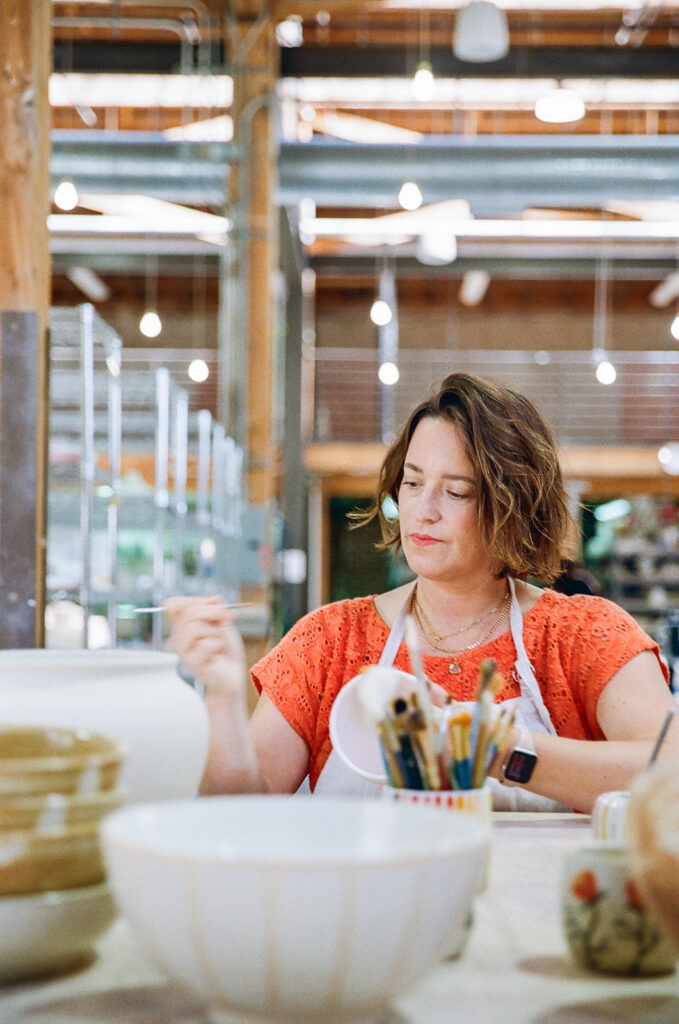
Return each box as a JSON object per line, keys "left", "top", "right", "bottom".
{"left": 79, "top": 303, "right": 96, "bottom": 649}
{"left": 53, "top": 16, "right": 198, "bottom": 75}
{"left": 53, "top": 0, "right": 214, "bottom": 73}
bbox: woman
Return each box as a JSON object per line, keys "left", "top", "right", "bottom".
{"left": 165, "top": 373, "right": 677, "bottom": 812}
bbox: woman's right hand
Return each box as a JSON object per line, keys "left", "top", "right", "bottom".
{"left": 164, "top": 596, "right": 247, "bottom": 703}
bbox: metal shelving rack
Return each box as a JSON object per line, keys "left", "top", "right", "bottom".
{"left": 49, "top": 304, "right": 122, "bottom": 647}
{"left": 47, "top": 305, "right": 245, "bottom": 650}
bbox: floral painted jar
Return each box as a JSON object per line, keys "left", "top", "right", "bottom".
{"left": 562, "top": 843, "right": 677, "bottom": 976}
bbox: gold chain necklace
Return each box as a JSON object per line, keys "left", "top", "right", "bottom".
{"left": 413, "top": 583, "right": 508, "bottom": 643}
{"left": 411, "top": 590, "right": 511, "bottom": 675}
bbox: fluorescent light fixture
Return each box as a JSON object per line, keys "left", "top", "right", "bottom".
{"left": 65, "top": 265, "right": 111, "bottom": 302}
{"left": 398, "top": 181, "right": 423, "bottom": 211}
{"left": 370, "top": 299, "right": 393, "bottom": 326}
{"left": 54, "top": 179, "right": 79, "bottom": 211}
{"left": 49, "top": 73, "right": 233, "bottom": 109}
{"left": 163, "top": 115, "right": 233, "bottom": 142}
{"left": 671, "top": 313, "right": 679, "bottom": 342}
{"left": 411, "top": 61, "right": 436, "bottom": 102}
{"left": 49, "top": 216, "right": 228, "bottom": 245}
{"left": 458, "top": 269, "right": 490, "bottom": 306}
{"left": 648, "top": 271, "right": 679, "bottom": 309}
{"left": 382, "top": 1, "right": 644, "bottom": 10}
{"left": 48, "top": 195, "right": 230, "bottom": 245}
{"left": 311, "top": 111, "right": 422, "bottom": 144}
{"left": 139, "top": 310, "right": 162, "bottom": 338}
{"left": 535, "top": 86, "right": 586, "bottom": 124}
{"left": 188, "top": 358, "right": 209, "bottom": 383}
{"left": 283, "top": 76, "right": 679, "bottom": 111}
{"left": 300, "top": 217, "right": 679, "bottom": 242}
{"left": 378, "top": 361, "right": 400, "bottom": 385}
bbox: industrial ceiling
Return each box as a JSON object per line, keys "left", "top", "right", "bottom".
{"left": 49, "top": 2, "right": 679, "bottom": 318}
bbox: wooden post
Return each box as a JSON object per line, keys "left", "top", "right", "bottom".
{"left": 222, "top": 11, "right": 278, "bottom": 509}
{"left": 0, "top": 0, "right": 51, "bottom": 646}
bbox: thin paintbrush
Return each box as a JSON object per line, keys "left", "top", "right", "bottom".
{"left": 448, "top": 710, "right": 473, "bottom": 790}
{"left": 469, "top": 658, "right": 497, "bottom": 760}
{"left": 647, "top": 706, "right": 677, "bottom": 768}
{"left": 484, "top": 704, "right": 516, "bottom": 778}
{"left": 133, "top": 602, "right": 254, "bottom": 614}
{"left": 404, "top": 616, "right": 442, "bottom": 789}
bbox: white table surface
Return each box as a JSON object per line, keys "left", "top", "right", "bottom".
{"left": 3, "top": 813, "right": 679, "bottom": 1024}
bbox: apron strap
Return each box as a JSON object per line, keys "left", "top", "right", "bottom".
{"left": 378, "top": 583, "right": 414, "bottom": 667}
{"left": 507, "top": 577, "right": 557, "bottom": 735}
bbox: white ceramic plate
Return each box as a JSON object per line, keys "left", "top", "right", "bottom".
{"left": 0, "top": 881, "right": 117, "bottom": 983}
{"left": 329, "top": 669, "right": 416, "bottom": 783}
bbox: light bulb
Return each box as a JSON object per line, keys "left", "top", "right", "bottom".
{"left": 595, "top": 360, "right": 616, "bottom": 385}
{"left": 370, "top": 299, "right": 392, "bottom": 326}
{"left": 671, "top": 313, "right": 679, "bottom": 341}
{"left": 411, "top": 62, "right": 435, "bottom": 102}
{"left": 54, "top": 179, "right": 79, "bottom": 211}
{"left": 139, "top": 310, "right": 162, "bottom": 338}
{"left": 658, "top": 444, "right": 679, "bottom": 475}
{"left": 188, "top": 358, "right": 209, "bottom": 383}
{"left": 378, "top": 361, "right": 400, "bottom": 386}
{"left": 398, "top": 181, "right": 423, "bottom": 211}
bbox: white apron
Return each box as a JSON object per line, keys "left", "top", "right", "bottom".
{"left": 314, "top": 579, "right": 570, "bottom": 811}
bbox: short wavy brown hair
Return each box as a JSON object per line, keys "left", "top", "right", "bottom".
{"left": 353, "top": 373, "right": 575, "bottom": 583}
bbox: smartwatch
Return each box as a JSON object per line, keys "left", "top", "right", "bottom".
{"left": 501, "top": 728, "right": 537, "bottom": 786}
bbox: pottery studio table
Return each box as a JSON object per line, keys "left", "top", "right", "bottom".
{"left": 3, "top": 813, "right": 679, "bottom": 1024}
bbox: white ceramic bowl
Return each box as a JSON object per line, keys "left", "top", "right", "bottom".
{"left": 0, "top": 881, "right": 117, "bottom": 983}
{"left": 102, "top": 795, "right": 491, "bottom": 1024}
{"left": 0, "top": 649, "right": 209, "bottom": 802}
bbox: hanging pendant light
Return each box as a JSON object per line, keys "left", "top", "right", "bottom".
{"left": 140, "top": 254, "right": 162, "bottom": 338}
{"left": 453, "top": 2, "right": 509, "bottom": 63}
{"left": 54, "top": 178, "right": 79, "bottom": 211}
{"left": 592, "top": 260, "right": 616, "bottom": 385}
{"left": 411, "top": 61, "right": 435, "bottom": 102}
{"left": 534, "top": 84, "right": 586, "bottom": 124}
{"left": 398, "top": 181, "right": 423, "bottom": 211}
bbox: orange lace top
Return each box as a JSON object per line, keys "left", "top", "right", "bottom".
{"left": 251, "top": 590, "right": 668, "bottom": 791}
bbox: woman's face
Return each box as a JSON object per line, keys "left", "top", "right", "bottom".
{"left": 397, "top": 416, "right": 496, "bottom": 585}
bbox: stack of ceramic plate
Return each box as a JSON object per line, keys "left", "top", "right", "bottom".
{"left": 0, "top": 724, "right": 126, "bottom": 982}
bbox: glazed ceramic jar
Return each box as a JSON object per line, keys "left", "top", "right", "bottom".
{"left": 0, "top": 649, "right": 209, "bottom": 802}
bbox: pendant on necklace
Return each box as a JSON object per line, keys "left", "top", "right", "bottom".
{"left": 448, "top": 658, "right": 461, "bottom": 675}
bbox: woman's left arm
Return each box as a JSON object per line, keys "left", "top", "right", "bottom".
{"left": 495, "top": 651, "right": 679, "bottom": 813}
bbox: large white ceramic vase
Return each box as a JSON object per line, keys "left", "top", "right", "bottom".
{"left": 0, "top": 649, "right": 209, "bottom": 802}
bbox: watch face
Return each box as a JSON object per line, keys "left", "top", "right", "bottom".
{"left": 504, "top": 748, "right": 537, "bottom": 785}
